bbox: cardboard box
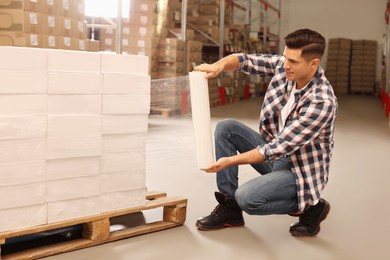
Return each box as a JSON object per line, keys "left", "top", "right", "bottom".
{"left": 85, "top": 39, "right": 100, "bottom": 52}
{"left": 41, "top": 34, "right": 57, "bottom": 48}
{"left": 100, "top": 52, "right": 149, "bottom": 75}
{"left": 48, "top": 95, "right": 101, "bottom": 115}
{"left": 100, "top": 188, "right": 146, "bottom": 213}
{"left": 41, "top": 14, "right": 59, "bottom": 35}
{"left": 46, "top": 135, "right": 102, "bottom": 159}
{"left": 48, "top": 196, "right": 100, "bottom": 223}
{"left": 0, "top": 94, "right": 47, "bottom": 116}
{"left": 47, "top": 115, "right": 101, "bottom": 137}
{"left": 48, "top": 72, "right": 102, "bottom": 94}
{"left": 0, "top": 32, "right": 41, "bottom": 47}
{"left": 41, "top": 0, "right": 58, "bottom": 14}
{"left": 101, "top": 115, "right": 148, "bottom": 135}
{"left": 71, "top": 19, "right": 87, "bottom": 39}
{"left": 0, "top": 160, "right": 45, "bottom": 187}
{"left": 132, "top": 0, "right": 158, "bottom": 14}
{"left": 56, "top": 0, "right": 72, "bottom": 17}
{"left": 47, "top": 49, "right": 101, "bottom": 72}
{"left": 56, "top": 36, "right": 74, "bottom": 50}
{"left": 102, "top": 95, "right": 151, "bottom": 115}
{"left": 47, "top": 156, "right": 100, "bottom": 180}
{"left": 0, "top": 116, "right": 47, "bottom": 140}
{"left": 102, "top": 74, "right": 150, "bottom": 95}
{"left": 0, "top": 10, "right": 42, "bottom": 34}
{"left": 102, "top": 134, "right": 146, "bottom": 154}
{"left": 0, "top": 0, "right": 42, "bottom": 12}
{"left": 101, "top": 152, "right": 144, "bottom": 173}
{"left": 0, "top": 70, "right": 47, "bottom": 93}
{"left": 0, "top": 204, "right": 47, "bottom": 232}
{"left": 101, "top": 172, "right": 145, "bottom": 193}
{"left": 46, "top": 175, "right": 100, "bottom": 202}
{"left": 0, "top": 182, "right": 46, "bottom": 210}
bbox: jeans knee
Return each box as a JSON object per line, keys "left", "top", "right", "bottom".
{"left": 235, "top": 189, "right": 267, "bottom": 215}
{"left": 215, "top": 118, "right": 238, "bottom": 139}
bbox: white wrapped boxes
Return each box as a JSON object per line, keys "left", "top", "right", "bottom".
{"left": 0, "top": 46, "right": 150, "bottom": 232}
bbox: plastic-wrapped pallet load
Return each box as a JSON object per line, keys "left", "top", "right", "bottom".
{"left": 189, "top": 71, "right": 215, "bottom": 170}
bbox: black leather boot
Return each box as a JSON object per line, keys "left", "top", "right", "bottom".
{"left": 289, "top": 198, "right": 330, "bottom": 237}
{"left": 196, "top": 191, "right": 244, "bottom": 231}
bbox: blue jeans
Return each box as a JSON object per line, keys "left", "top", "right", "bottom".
{"left": 215, "top": 119, "right": 299, "bottom": 215}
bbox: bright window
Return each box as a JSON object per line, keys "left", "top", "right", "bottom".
{"left": 85, "top": 0, "right": 131, "bottom": 18}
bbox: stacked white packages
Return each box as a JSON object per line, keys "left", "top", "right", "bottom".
{"left": 0, "top": 47, "right": 150, "bottom": 231}
{"left": 0, "top": 47, "right": 48, "bottom": 232}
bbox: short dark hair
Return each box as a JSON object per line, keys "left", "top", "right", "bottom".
{"left": 284, "top": 29, "right": 326, "bottom": 60}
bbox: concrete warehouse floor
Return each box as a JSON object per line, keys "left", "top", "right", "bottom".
{"left": 42, "top": 94, "right": 390, "bottom": 260}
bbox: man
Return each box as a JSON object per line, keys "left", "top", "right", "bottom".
{"left": 194, "top": 29, "right": 337, "bottom": 237}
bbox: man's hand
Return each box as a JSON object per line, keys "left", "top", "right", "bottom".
{"left": 202, "top": 148, "right": 265, "bottom": 173}
{"left": 193, "top": 63, "right": 223, "bottom": 79}
{"left": 202, "top": 157, "right": 233, "bottom": 173}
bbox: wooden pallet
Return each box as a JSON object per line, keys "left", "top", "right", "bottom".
{"left": 150, "top": 108, "right": 182, "bottom": 117}
{"left": 0, "top": 191, "right": 187, "bottom": 260}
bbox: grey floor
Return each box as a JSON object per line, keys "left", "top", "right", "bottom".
{"left": 43, "top": 94, "right": 390, "bottom": 260}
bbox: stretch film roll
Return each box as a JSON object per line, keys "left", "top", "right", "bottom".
{"left": 189, "top": 72, "right": 215, "bottom": 170}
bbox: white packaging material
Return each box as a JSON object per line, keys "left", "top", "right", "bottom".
{"left": 0, "top": 182, "right": 46, "bottom": 210}
{"left": 48, "top": 196, "right": 100, "bottom": 223}
{"left": 101, "top": 152, "right": 145, "bottom": 174}
{"left": 48, "top": 95, "right": 102, "bottom": 115}
{"left": 0, "top": 116, "right": 47, "bottom": 140}
{"left": 46, "top": 175, "right": 100, "bottom": 202}
{"left": 47, "top": 156, "right": 100, "bottom": 180}
{"left": 47, "top": 49, "right": 101, "bottom": 73}
{"left": 0, "top": 94, "right": 47, "bottom": 116}
{"left": 0, "top": 138, "right": 46, "bottom": 163}
{"left": 100, "top": 188, "right": 146, "bottom": 213}
{"left": 101, "top": 115, "right": 148, "bottom": 134}
{"left": 100, "top": 171, "right": 146, "bottom": 193}
{"left": 46, "top": 135, "right": 101, "bottom": 159}
{"left": 0, "top": 71, "right": 47, "bottom": 94}
{"left": 102, "top": 95, "right": 150, "bottom": 115}
{"left": 100, "top": 52, "right": 149, "bottom": 75}
{"left": 0, "top": 46, "right": 47, "bottom": 71}
{"left": 189, "top": 72, "right": 215, "bottom": 169}
{"left": 47, "top": 115, "right": 101, "bottom": 137}
{"left": 48, "top": 72, "right": 103, "bottom": 94}
{"left": 0, "top": 204, "right": 47, "bottom": 233}
{"left": 102, "top": 74, "right": 150, "bottom": 95}
{"left": 102, "top": 134, "right": 146, "bottom": 154}
{"left": 0, "top": 160, "right": 46, "bottom": 187}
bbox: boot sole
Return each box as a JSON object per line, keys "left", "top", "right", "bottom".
{"left": 290, "top": 201, "right": 331, "bottom": 238}
{"left": 196, "top": 220, "right": 245, "bottom": 231}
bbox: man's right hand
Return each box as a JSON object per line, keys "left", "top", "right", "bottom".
{"left": 193, "top": 63, "right": 223, "bottom": 79}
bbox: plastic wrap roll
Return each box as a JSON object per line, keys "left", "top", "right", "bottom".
{"left": 189, "top": 72, "right": 215, "bottom": 170}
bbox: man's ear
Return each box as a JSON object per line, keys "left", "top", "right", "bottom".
{"left": 311, "top": 58, "right": 320, "bottom": 68}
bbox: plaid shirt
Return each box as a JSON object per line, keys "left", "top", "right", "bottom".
{"left": 235, "top": 53, "right": 338, "bottom": 211}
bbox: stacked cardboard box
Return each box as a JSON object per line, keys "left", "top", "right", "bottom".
{"left": 0, "top": 0, "right": 87, "bottom": 51}
{"left": 325, "top": 38, "right": 352, "bottom": 94}
{"left": 0, "top": 46, "right": 149, "bottom": 232}
{"left": 350, "top": 40, "right": 377, "bottom": 94}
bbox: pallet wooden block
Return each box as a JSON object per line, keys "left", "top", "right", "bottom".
{"left": 0, "top": 191, "right": 187, "bottom": 260}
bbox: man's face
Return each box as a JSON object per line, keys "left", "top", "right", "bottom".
{"left": 283, "top": 47, "right": 315, "bottom": 83}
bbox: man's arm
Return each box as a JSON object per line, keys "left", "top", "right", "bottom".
{"left": 203, "top": 148, "right": 264, "bottom": 173}
{"left": 194, "top": 55, "right": 240, "bottom": 79}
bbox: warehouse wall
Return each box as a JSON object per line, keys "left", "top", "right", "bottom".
{"left": 280, "top": 0, "right": 387, "bottom": 81}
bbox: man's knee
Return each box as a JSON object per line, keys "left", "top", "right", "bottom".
{"left": 235, "top": 188, "right": 267, "bottom": 215}
{"left": 215, "top": 118, "right": 239, "bottom": 138}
